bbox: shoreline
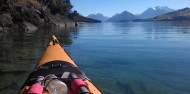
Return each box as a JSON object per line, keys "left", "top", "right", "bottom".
{"left": 0, "top": 1, "right": 100, "bottom": 33}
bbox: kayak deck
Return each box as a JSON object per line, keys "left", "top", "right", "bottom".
{"left": 19, "top": 35, "right": 102, "bottom": 94}
{"left": 36, "top": 35, "right": 77, "bottom": 67}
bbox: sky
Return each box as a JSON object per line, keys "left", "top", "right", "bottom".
{"left": 71, "top": 0, "right": 190, "bottom": 17}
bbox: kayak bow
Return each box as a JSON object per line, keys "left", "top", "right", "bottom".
{"left": 19, "top": 35, "right": 102, "bottom": 94}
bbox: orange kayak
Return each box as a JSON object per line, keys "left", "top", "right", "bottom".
{"left": 19, "top": 35, "right": 102, "bottom": 94}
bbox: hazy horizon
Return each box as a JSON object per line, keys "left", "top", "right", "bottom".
{"left": 72, "top": 0, "right": 190, "bottom": 17}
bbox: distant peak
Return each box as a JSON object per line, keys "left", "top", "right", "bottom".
{"left": 179, "top": 7, "right": 190, "bottom": 11}
{"left": 162, "top": 6, "right": 169, "bottom": 8}
{"left": 155, "top": 6, "right": 161, "bottom": 10}
{"left": 147, "top": 6, "right": 172, "bottom": 11}
{"left": 121, "top": 11, "right": 130, "bottom": 14}
{"left": 88, "top": 13, "right": 104, "bottom": 16}
{"left": 96, "top": 13, "right": 103, "bottom": 15}
{"left": 147, "top": 8, "right": 154, "bottom": 10}
{"left": 87, "top": 13, "right": 109, "bottom": 21}
{"left": 114, "top": 13, "right": 119, "bottom": 16}
{"left": 183, "top": 7, "right": 190, "bottom": 9}
{"left": 140, "top": 6, "right": 174, "bottom": 19}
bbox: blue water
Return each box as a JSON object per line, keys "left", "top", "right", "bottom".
{"left": 0, "top": 22, "right": 190, "bottom": 94}
{"left": 65, "top": 22, "right": 190, "bottom": 94}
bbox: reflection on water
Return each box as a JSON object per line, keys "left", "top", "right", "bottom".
{"left": 0, "top": 27, "right": 78, "bottom": 93}
{"left": 0, "top": 22, "right": 190, "bottom": 94}
{"left": 0, "top": 27, "right": 79, "bottom": 63}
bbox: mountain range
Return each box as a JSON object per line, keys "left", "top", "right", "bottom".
{"left": 106, "top": 11, "right": 137, "bottom": 22}
{"left": 139, "top": 6, "right": 174, "bottom": 19}
{"left": 87, "top": 6, "right": 181, "bottom": 22}
{"left": 151, "top": 8, "right": 190, "bottom": 21}
{"left": 87, "top": 13, "right": 109, "bottom": 22}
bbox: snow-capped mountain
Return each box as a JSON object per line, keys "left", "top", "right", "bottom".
{"left": 139, "top": 6, "right": 174, "bottom": 19}
{"left": 152, "top": 7, "right": 190, "bottom": 21}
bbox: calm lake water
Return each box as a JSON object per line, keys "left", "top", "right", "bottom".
{"left": 0, "top": 22, "right": 190, "bottom": 94}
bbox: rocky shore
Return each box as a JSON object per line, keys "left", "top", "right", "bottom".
{"left": 0, "top": 0, "right": 100, "bottom": 32}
